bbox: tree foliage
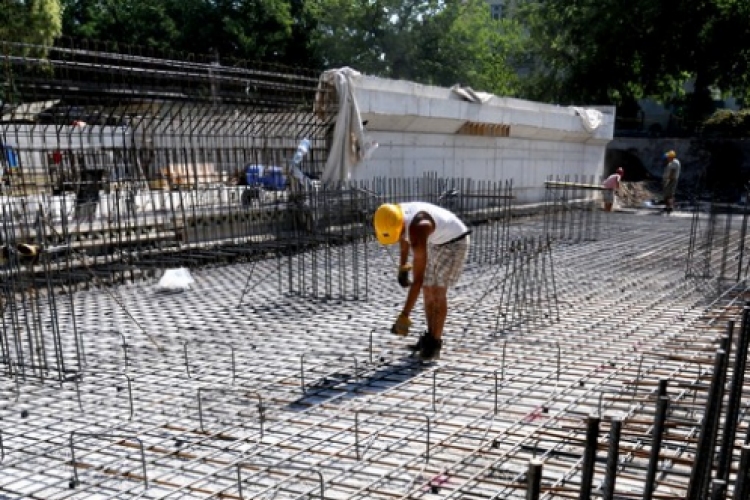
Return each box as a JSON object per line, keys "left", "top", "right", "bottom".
{"left": 58, "top": 0, "right": 525, "bottom": 95}
{"left": 702, "top": 109, "right": 750, "bottom": 138}
{"left": 311, "top": 0, "right": 524, "bottom": 95}
{"left": 60, "top": 0, "right": 301, "bottom": 64}
{"left": 518, "top": 0, "right": 750, "bottom": 115}
{"left": 0, "top": 0, "right": 63, "bottom": 46}
{"left": 5, "top": 0, "right": 747, "bottom": 119}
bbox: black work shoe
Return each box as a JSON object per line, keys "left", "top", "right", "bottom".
{"left": 408, "top": 330, "right": 435, "bottom": 352}
{"left": 407, "top": 333, "right": 425, "bottom": 352}
{"left": 419, "top": 334, "right": 442, "bottom": 361}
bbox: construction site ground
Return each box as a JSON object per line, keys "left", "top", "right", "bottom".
{"left": 0, "top": 208, "right": 747, "bottom": 499}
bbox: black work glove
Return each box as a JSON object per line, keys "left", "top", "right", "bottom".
{"left": 397, "top": 264, "right": 412, "bottom": 288}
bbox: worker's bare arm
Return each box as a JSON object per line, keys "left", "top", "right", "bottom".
{"left": 401, "top": 216, "right": 433, "bottom": 317}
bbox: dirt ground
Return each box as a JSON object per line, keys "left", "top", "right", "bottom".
{"left": 618, "top": 180, "right": 664, "bottom": 208}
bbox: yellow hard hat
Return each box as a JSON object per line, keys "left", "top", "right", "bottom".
{"left": 373, "top": 203, "right": 404, "bottom": 245}
{"left": 665, "top": 150, "right": 677, "bottom": 159}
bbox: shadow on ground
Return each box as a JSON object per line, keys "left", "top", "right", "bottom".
{"left": 284, "top": 354, "right": 432, "bottom": 411}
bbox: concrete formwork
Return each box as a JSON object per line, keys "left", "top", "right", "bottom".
{"left": 348, "top": 75, "right": 615, "bottom": 202}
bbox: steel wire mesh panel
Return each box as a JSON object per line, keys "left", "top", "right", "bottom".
{"left": 0, "top": 202, "right": 84, "bottom": 383}
{"left": 271, "top": 176, "right": 515, "bottom": 300}
{"left": 1, "top": 39, "right": 331, "bottom": 275}
{"left": 369, "top": 174, "right": 514, "bottom": 266}
{"left": 685, "top": 181, "right": 750, "bottom": 282}
{"left": 543, "top": 175, "right": 603, "bottom": 243}
{"left": 280, "top": 181, "right": 374, "bottom": 301}
{"left": 495, "top": 236, "right": 559, "bottom": 333}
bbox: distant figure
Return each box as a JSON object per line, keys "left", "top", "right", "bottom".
{"left": 662, "top": 150, "right": 681, "bottom": 214}
{"left": 602, "top": 167, "right": 624, "bottom": 212}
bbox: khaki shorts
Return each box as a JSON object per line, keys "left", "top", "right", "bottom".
{"left": 425, "top": 236, "right": 470, "bottom": 288}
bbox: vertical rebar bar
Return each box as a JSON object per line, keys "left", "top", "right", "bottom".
{"left": 688, "top": 347, "right": 728, "bottom": 500}
{"left": 526, "top": 458, "right": 543, "bottom": 500}
{"left": 579, "top": 413, "right": 600, "bottom": 500}
{"left": 717, "top": 320, "right": 744, "bottom": 482}
{"left": 644, "top": 395, "right": 669, "bottom": 500}
{"left": 733, "top": 444, "right": 750, "bottom": 500}
{"left": 710, "top": 479, "right": 727, "bottom": 500}
{"left": 603, "top": 417, "right": 622, "bottom": 500}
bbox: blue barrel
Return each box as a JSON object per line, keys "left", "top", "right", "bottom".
{"left": 2, "top": 145, "right": 18, "bottom": 168}
{"left": 263, "top": 166, "right": 286, "bottom": 191}
{"left": 245, "top": 164, "right": 264, "bottom": 185}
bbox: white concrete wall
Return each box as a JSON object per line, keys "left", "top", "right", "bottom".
{"left": 351, "top": 132, "right": 606, "bottom": 202}
{"left": 347, "top": 75, "right": 614, "bottom": 203}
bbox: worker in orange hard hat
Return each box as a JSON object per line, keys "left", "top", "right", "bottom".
{"left": 662, "top": 150, "right": 680, "bottom": 214}
{"left": 373, "top": 202, "right": 471, "bottom": 361}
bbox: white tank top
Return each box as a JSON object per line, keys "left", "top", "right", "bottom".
{"left": 401, "top": 202, "right": 468, "bottom": 245}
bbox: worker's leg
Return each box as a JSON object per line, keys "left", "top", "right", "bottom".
{"left": 417, "top": 238, "right": 469, "bottom": 360}
{"left": 423, "top": 286, "right": 448, "bottom": 340}
{"left": 663, "top": 182, "right": 676, "bottom": 214}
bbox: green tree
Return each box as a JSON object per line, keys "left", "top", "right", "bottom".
{"left": 0, "top": 0, "right": 63, "bottom": 45}
{"left": 416, "top": 0, "right": 525, "bottom": 95}
{"left": 518, "top": 0, "right": 750, "bottom": 118}
{"left": 61, "top": 0, "right": 180, "bottom": 52}
{"left": 168, "top": 0, "right": 293, "bottom": 62}
{"left": 61, "top": 0, "right": 298, "bottom": 63}
{"left": 311, "top": 0, "right": 524, "bottom": 95}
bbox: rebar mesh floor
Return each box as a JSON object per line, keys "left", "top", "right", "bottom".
{"left": 1, "top": 211, "right": 747, "bottom": 499}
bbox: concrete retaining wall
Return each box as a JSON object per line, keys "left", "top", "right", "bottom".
{"left": 347, "top": 75, "right": 616, "bottom": 203}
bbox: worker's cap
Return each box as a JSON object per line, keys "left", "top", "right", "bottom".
{"left": 373, "top": 203, "right": 404, "bottom": 245}
{"left": 664, "top": 150, "right": 677, "bottom": 159}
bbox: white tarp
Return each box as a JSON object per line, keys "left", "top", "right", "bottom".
{"left": 314, "top": 67, "right": 377, "bottom": 183}
{"left": 450, "top": 84, "right": 494, "bottom": 104}
{"left": 572, "top": 106, "right": 604, "bottom": 132}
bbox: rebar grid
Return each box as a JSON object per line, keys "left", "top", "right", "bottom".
{"left": 1, "top": 175, "right": 515, "bottom": 382}
{"left": 543, "top": 175, "right": 604, "bottom": 244}
{"left": 1, "top": 213, "right": 750, "bottom": 499}
{"left": 685, "top": 184, "right": 750, "bottom": 282}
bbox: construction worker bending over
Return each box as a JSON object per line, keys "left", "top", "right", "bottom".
{"left": 373, "top": 202, "right": 471, "bottom": 361}
{"left": 601, "top": 167, "right": 624, "bottom": 212}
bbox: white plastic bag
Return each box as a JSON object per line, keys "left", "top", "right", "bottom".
{"left": 157, "top": 268, "right": 195, "bottom": 292}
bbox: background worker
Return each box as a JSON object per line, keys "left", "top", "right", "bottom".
{"left": 662, "top": 150, "right": 681, "bottom": 214}
{"left": 373, "top": 202, "right": 471, "bottom": 361}
{"left": 601, "top": 167, "right": 624, "bottom": 212}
